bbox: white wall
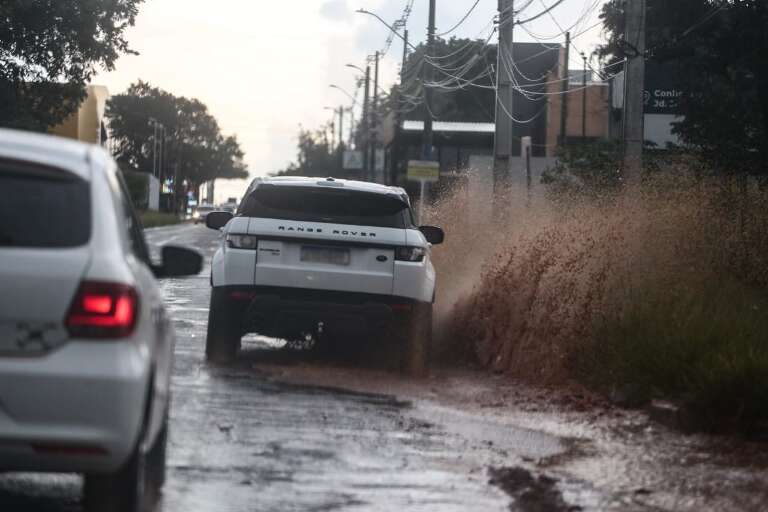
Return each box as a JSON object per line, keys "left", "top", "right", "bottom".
{"left": 645, "top": 114, "right": 683, "bottom": 148}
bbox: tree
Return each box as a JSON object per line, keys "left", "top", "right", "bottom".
{"left": 401, "top": 37, "right": 496, "bottom": 123}
{"left": 599, "top": 0, "right": 768, "bottom": 175}
{"left": 106, "top": 81, "right": 248, "bottom": 207}
{"left": 0, "top": 0, "right": 143, "bottom": 131}
{"left": 275, "top": 126, "right": 347, "bottom": 178}
{"left": 277, "top": 38, "right": 497, "bottom": 179}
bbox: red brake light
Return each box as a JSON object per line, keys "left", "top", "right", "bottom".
{"left": 66, "top": 281, "right": 139, "bottom": 339}
{"left": 83, "top": 295, "right": 113, "bottom": 314}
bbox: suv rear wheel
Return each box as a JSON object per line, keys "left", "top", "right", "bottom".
{"left": 401, "top": 302, "right": 432, "bottom": 377}
{"left": 206, "top": 288, "right": 242, "bottom": 363}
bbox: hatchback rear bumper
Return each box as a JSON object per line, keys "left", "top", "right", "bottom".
{"left": 0, "top": 341, "right": 150, "bottom": 474}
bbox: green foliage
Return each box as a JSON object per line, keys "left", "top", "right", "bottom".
{"left": 0, "top": 0, "right": 143, "bottom": 131}
{"left": 541, "top": 141, "right": 701, "bottom": 196}
{"left": 599, "top": 0, "right": 768, "bottom": 175}
{"left": 122, "top": 170, "right": 149, "bottom": 210}
{"left": 140, "top": 211, "right": 181, "bottom": 229}
{"left": 580, "top": 279, "right": 768, "bottom": 428}
{"left": 106, "top": 81, "right": 248, "bottom": 189}
{"left": 402, "top": 38, "right": 495, "bottom": 123}
{"left": 275, "top": 127, "right": 348, "bottom": 178}
{"left": 542, "top": 141, "right": 624, "bottom": 195}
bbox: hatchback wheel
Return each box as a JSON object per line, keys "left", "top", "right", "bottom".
{"left": 83, "top": 443, "right": 147, "bottom": 512}
{"left": 206, "top": 288, "right": 242, "bottom": 362}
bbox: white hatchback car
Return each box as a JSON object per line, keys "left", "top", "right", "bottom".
{"left": 0, "top": 129, "right": 202, "bottom": 511}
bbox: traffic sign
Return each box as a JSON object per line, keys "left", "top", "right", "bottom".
{"left": 407, "top": 160, "right": 440, "bottom": 183}
{"left": 343, "top": 150, "right": 364, "bottom": 170}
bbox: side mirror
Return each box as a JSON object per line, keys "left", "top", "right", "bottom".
{"left": 419, "top": 225, "right": 445, "bottom": 245}
{"left": 206, "top": 211, "right": 234, "bottom": 230}
{"left": 154, "top": 245, "right": 203, "bottom": 278}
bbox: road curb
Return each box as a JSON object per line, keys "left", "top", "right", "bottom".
{"left": 645, "top": 400, "right": 698, "bottom": 434}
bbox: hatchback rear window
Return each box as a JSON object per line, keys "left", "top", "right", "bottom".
{"left": 240, "top": 185, "right": 411, "bottom": 228}
{"left": 0, "top": 162, "right": 91, "bottom": 248}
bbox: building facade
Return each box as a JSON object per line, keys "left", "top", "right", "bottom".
{"left": 390, "top": 44, "right": 612, "bottom": 181}
{"left": 50, "top": 85, "right": 110, "bottom": 145}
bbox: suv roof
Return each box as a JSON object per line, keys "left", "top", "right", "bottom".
{"left": 252, "top": 177, "right": 409, "bottom": 202}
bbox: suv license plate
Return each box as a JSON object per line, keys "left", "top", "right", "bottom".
{"left": 300, "top": 246, "right": 351, "bottom": 266}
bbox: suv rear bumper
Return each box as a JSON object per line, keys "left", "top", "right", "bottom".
{"left": 218, "top": 286, "right": 418, "bottom": 338}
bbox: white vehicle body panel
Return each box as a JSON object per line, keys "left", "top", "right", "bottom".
{"left": 0, "top": 129, "right": 173, "bottom": 474}
{"left": 248, "top": 219, "right": 403, "bottom": 296}
{"left": 210, "top": 177, "right": 438, "bottom": 303}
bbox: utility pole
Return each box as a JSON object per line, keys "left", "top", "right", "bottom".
{"left": 559, "top": 31, "right": 570, "bottom": 145}
{"left": 494, "top": 0, "right": 514, "bottom": 195}
{"left": 581, "top": 52, "right": 587, "bottom": 141}
{"left": 158, "top": 125, "right": 164, "bottom": 185}
{"left": 623, "top": 0, "right": 647, "bottom": 184}
{"left": 401, "top": 29, "right": 409, "bottom": 99}
{"left": 371, "top": 51, "right": 380, "bottom": 182}
{"left": 423, "top": 0, "right": 436, "bottom": 160}
{"left": 392, "top": 29, "right": 410, "bottom": 186}
{"left": 349, "top": 105, "right": 355, "bottom": 147}
{"left": 362, "top": 64, "right": 371, "bottom": 177}
{"left": 151, "top": 119, "right": 158, "bottom": 178}
{"left": 338, "top": 107, "right": 344, "bottom": 151}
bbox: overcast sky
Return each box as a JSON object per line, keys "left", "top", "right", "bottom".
{"left": 94, "top": 0, "right": 608, "bottom": 202}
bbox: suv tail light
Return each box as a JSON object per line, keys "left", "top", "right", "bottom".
{"left": 66, "top": 281, "right": 139, "bottom": 339}
{"left": 395, "top": 247, "right": 426, "bottom": 262}
{"left": 226, "top": 234, "right": 258, "bottom": 250}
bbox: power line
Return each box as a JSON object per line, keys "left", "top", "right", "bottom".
{"left": 437, "top": 0, "right": 482, "bottom": 37}
{"left": 514, "top": 0, "right": 568, "bottom": 26}
{"left": 521, "top": 0, "right": 600, "bottom": 41}
{"left": 379, "top": 0, "right": 415, "bottom": 58}
{"left": 426, "top": 21, "right": 497, "bottom": 62}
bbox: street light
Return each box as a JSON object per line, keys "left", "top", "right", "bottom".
{"left": 345, "top": 63, "right": 388, "bottom": 95}
{"left": 329, "top": 84, "right": 357, "bottom": 105}
{"left": 356, "top": 9, "right": 417, "bottom": 51}
{"left": 346, "top": 63, "right": 366, "bottom": 75}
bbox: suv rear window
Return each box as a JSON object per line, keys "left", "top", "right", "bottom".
{"left": 0, "top": 162, "right": 91, "bottom": 248}
{"left": 240, "top": 185, "right": 411, "bottom": 228}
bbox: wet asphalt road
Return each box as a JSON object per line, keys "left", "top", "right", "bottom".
{"left": 0, "top": 223, "right": 516, "bottom": 512}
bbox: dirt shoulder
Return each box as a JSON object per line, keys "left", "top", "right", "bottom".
{"left": 253, "top": 360, "right": 768, "bottom": 512}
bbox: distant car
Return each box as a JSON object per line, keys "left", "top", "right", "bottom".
{"left": 205, "top": 177, "right": 444, "bottom": 375}
{"left": 0, "top": 129, "right": 203, "bottom": 512}
{"left": 219, "top": 202, "right": 238, "bottom": 213}
{"left": 194, "top": 204, "right": 216, "bottom": 224}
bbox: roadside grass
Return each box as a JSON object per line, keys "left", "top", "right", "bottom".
{"left": 435, "top": 174, "right": 768, "bottom": 431}
{"left": 578, "top": 279, "right": 768, "bottom": 428}
{"left": 140, "top": 211, "right": 182, "bottom": 229}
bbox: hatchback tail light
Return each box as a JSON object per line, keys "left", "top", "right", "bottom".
{"left": 66, "top": 281, "right": 139, "bottom": 339}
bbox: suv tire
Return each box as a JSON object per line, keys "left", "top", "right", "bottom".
{"left": 402, "top": 302, "right": 432, "bottom": 377}
{"left": 206, "top": 288, "right": 241, "bottom": 362}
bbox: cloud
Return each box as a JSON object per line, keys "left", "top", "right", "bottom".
{"left": 320, "top": 0, "right": 351, "bottom": 22}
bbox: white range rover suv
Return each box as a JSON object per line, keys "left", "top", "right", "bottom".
{"left": 0, "top": 129, "right": 202, "bottom": 512}
{"left": 205, "top": 177, "right": 444, "bottom": 374}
